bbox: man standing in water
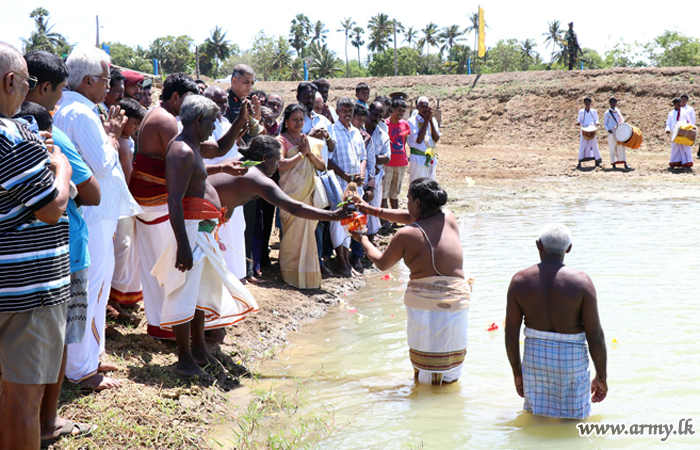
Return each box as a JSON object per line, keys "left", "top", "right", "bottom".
{"left": 505, "top": 223, "right": 607, "bottom": 419}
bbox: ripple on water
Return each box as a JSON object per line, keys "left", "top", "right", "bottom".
{"left": 223, "top": 199, "right": 700, "bottom": 450}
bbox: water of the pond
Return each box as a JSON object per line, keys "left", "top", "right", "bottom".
{"left": 220, "top": 199, "right": 700, "bottom": 449}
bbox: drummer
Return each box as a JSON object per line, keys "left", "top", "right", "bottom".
{"left": 603, "top": 97, "right": 629, "bottom": 170}
{"left": 666, "top": 97, "right": 694, "bottom": 168}
{"left": 576, "top": 97, "right": 602, "bottom": 168}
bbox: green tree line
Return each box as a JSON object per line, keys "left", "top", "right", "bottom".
{"left": 21, "top": 8, "right": 700, "bottom": 79}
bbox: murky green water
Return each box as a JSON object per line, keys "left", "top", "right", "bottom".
{"left": 219, "top": 199, "right": 700, "bottom": 449}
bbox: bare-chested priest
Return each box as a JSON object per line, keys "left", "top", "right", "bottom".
{"left": 155, "top": 95, "right": 257, "bottom": 379}
{"left": 129, "top": 73, "right": 247, "bottom": 340}
{"left": 505, "top": 223, "right": 607, "bottom": 419}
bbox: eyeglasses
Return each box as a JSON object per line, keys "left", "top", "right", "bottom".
{"left": 92, "top": 75, "right": 111, "bottom": 84}
{"left": 14, "top": 73, "right": 38, "bottom": 91}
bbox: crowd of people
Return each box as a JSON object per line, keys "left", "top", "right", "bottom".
{"left": 0, "top": 37, "right": 614, "bottom": 449}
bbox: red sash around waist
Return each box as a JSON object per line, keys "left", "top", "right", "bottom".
{"left": 129, "top": 153, "right": 167, "bottom": 206}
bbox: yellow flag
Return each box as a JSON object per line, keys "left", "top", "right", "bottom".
{"left": 478, "top": 6, "right": 486, "bottom": 57}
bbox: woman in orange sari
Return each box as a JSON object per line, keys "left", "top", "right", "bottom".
{"left": 275, "top": 104, "right": 327, "bottom": 288}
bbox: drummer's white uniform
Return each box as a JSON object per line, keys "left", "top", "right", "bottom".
{"left": 682, "top": 104, "right": 696, "bottom": 125}
{"left": 666, "top": 108, "right": 694, "bottom": 166}
{"left": 578, "top": 108, "right": 601, "bottom": 161}
{"left": 603, "top": 108, "right": 626, "bottom": 164}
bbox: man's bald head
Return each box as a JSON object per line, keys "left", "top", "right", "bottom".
{"left": 204, "top": 85, "right": 228, "bottom": 116}
{"left": 0, "top": 42, "right": 31, "bottom": 117}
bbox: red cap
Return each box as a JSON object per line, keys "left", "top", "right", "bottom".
{"left": 122, "top": 70, "right": 144, "bottom": 87}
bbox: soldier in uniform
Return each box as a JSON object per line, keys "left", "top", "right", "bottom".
{"left": 566, "top": 22, "right": 583, "bottom": 71}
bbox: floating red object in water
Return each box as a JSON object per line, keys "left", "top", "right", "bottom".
{"left": 369, "top": 299, "right": 374, "bottom": 302}
{"left": 381, "top": 274, "right": 391, "bottom": 281}
{"left": 487, "top": 322, "right": 498, "bottom": 332}
{"left": 390, "top": 314, "right": 395, "bottom": 318}
{"left": 347, "top": 309, "right": 358, "bottom": 313}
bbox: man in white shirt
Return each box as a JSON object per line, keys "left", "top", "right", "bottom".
{"left": 576, "top": 97, "right": 602, "bottom": 168}
{"left": 603, "top": 97, "right": 629, "bottom": 170}
{"left": 53, "top": 45, "right": 142, "bottom": 391}
{"left": 363, "top": 101, "right": 391, "bottom": 239}
{"left": 407, "top": 96, "right": 440, "bottom": 183}
{"left": 666, "top": 97, "right": 694, "bottom": 168}
{"left": 681, "top": 94, "right": 696, "bottom": 125}
{"left": 313, "top": 78, "right": 338, "bottom": 123}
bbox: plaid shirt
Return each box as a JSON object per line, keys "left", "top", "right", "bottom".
{"left": 330, "top": 120, "right": 365, "bottom": 179}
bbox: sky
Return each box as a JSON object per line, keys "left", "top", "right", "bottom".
{"left": 2, "top": 0, "right": 698, "bottom": 68}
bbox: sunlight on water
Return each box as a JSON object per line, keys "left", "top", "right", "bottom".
{"left": 227, "top": 199, "right": 700, "bottom": 449}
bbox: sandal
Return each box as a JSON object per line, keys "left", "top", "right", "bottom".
{"left": 41, "top": 419, "right": 97, "bottom": 448}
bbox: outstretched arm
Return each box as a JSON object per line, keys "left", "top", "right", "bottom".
{"left": 200, "top": 100, "right": 251, "bottom": 159}
{"left": 358, "top": 202, "right": 413, "bottom": 225}
{"left": 505, "top": 275, "right": 524, "bottom": 397}
{"left": 257, "top": 176, "right": 349, "bottom": 222}
{"left": 352, "top": 229, "right": 407, "bottom": 271}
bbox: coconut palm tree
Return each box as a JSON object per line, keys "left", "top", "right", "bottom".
{"left": 418, "top": 22, "right": 441, "bottom": 58}
{"left": 439, "top": 25, "right": 465, "bottom": 58}
{"left": 543, "top": 20, "right": 565, "bottom": 65}
{"left": 338, "top": 17, "right": 356, "bottom": 77}
{"left": 367, "top": 13, "right": 393, "bottom": 57}
{"left": 202, "top": 26, "right": 232, "bottom": 79}
{"left": 519, "top": 38, "right": 539, "bottom": 70}
{"left": 22, "top": 8, "right": 71, "bottom": 55}
{"left": 350, "top": 27, "right": 365, "bottom": 66}
{"left": 308, "top": 44, "right": 343, "bottom": 78}
{"left": 289, "top": 14, "right": 312, "bottom": 58}
{"left": 310, "top": 20, "right": 329, "bottom": 46}
{"left": 465, "top": 12, "right": 479, "bottom": 64}
{"left": 404, "top": 26, "right": 418, "bottom": 49}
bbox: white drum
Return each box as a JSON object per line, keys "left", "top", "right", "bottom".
{"left": 614, "top": 123, "right": 633, "bottom": 142}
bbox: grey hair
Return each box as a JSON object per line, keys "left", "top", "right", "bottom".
{"left": 538, "top": 223, "right": 572, "bottom": 255}
{"left": 66, "top": 45, "right": 110, "bottom": 91}
{"left": 203, "top": 85, "right": 226, "bottom": 99}
{"left": 336, "top": 96, "right": 354, "bottom": 111}
{"left": 232, "top": 64, "right": 254, "bottom": 79}
{"left": 0, "top": 41, "right": 25, "bottom": 78}
{"left": 179, "top": 95, "right": 219, "bottom": 126}
{"left": 416, "top": 96, "right": 430, "bottom": 106}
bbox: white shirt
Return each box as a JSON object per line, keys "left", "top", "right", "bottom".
{"left": 210, "top": 116, "right": 231, "bottom": 141}
{"left": 303, "top": 112, "right": 335, "bottom": 166}
{"left": 682, "top": 105, "right": 697, "bottom": 125}
{"left": 53, "top": 91, "right": 142, "bottom": 226}
{"left": 407, "top": 114, "right": 440, "bottom": 152}
{"left": 603, "top": 108, "right": 624, "bottom": 132}
{"left": 666, "top": 108, "right": 693, "bottom": 132}
{"left": 577, "top": 108, "right": 599, "bottom": 127}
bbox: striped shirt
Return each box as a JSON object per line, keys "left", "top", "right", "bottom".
{"left": 0, "top": 116, "right": 70, "bottom": 312}
{"left": 53, "top": 91, "right": 142, "bottom": 227}
{"left": 330, "top": 120, "right": 365, "bottom": 178}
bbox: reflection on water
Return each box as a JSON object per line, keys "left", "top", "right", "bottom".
{"left": 223, "top": 199, "right": 700, "bottom": 449}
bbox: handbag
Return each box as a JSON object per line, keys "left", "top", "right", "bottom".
{"left": 319, "top": 169, "right": 343, "bottom": 208}
{"left": 312, "top": 174, "right": 329, "bottom": 209}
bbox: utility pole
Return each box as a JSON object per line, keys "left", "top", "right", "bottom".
{"left": 195, "top": 45, "right": 200, "bottom": 79}
{"left": 95, "top": 16, "right": 99, "bottom": 48}
{"left": 393, "top": 21, "right": 398, "bottom": 77}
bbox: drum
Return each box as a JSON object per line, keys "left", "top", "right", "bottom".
{"left": 581, "top": 125, "right": 597, "bottom": 140}
{"left": 614, "top": 123, "right": 643, "bottom": 149}
{"left": 671, "top": 123, "right": 697, "bottom": 146}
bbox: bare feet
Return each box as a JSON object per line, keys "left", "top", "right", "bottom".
{"left": 107, "top": 300, "right": 141, "bottom": 326}
{"left": 192, "top": 346, "right": 222, "bottom": 370}
{"left": 204, "top": 328, "right": 226, "bottom": 343}
{"left": 79, "top": 373, "right": 122, "bottom": 392}
{"left": 175, "top": 360, "right": 215, "bottom": 382}
{"left": 98, "top": 361, "right": 120, "bottom": 372}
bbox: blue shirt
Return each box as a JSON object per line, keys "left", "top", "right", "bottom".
{"left": 53, "top": 127, "right": 92, "bottom": 273}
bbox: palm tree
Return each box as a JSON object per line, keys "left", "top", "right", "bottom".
{"left": 543, "top": 20, "right": 565, "bottom": 65}
{"left": 367, "top": 13, "right": 393, "bottom": 57}
{"left": 439, "top": 25, "right": 465, "bottom": 58}
{"left": 308, "top": 44, "right": 343, "bottom": 78}
{"left": 310, "top": 20, "right": 329, "bottom": 46}
{"left": 404, "top": 26, "right": 418, "bottom": 49}
{"left": 338, "top": 17, "right": 356, "bottom": 77}
{"left": 350, "top": 27, "right": 365, "bottom": 66}
{"left": 202, "top": 26, "right": 232, "bottom": 79}
{"left": 418, "top": 22, "right": 441, "bottom": 58}
{"left": 519, "top": 38, "right": 539, "bottom": 70}
{"left": 22, "top": 8, "right": 71, "bottom": 55}
{"left": 465, "top": 12, "right": 479, "bottom": 64}
{"left": 289, "top": 14, "right": 312, "bottom": 58}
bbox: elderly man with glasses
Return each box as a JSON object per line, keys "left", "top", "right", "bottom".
{"left": 53, "top": 45, "right": 142, "bottom": 392}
